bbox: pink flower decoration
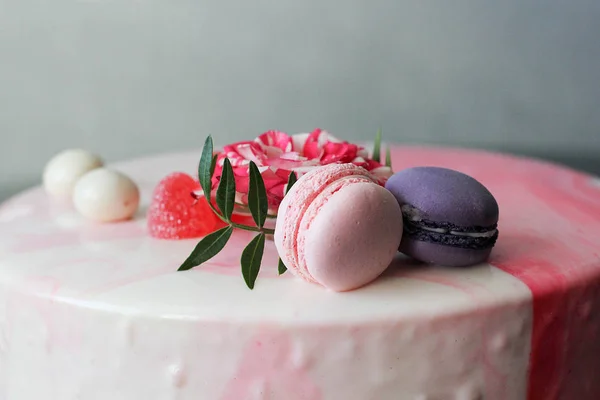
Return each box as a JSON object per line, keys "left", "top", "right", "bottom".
{"left": 212, "top": 129, "right": 392, "bottom": 212}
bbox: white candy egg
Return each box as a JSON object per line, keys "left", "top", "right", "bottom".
{"left": 43, "top": 149, "right": 104, "bottom": 198}
{"left": 72, "top": 168, "right": 140, "bottom": 222}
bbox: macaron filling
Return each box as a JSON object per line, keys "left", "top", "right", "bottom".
{"left": 401, "top": 205, "right": 498, "bottom": 250}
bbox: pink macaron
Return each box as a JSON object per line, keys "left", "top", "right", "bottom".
{"left": 274, "top": 163, "right": 404, "bottom": 292}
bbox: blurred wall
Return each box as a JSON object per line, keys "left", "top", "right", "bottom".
{"left": 1, "top": 0, "right": 599, "bottom": 199}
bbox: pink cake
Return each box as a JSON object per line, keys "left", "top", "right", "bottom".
{"left": 1, "top": 145, "right": 600, "bottom": 399}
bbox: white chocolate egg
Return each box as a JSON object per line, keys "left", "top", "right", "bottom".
{"left": 43, "top": 149, "right": 104, "bottom": 199}
{"left": 72, "top": 168, "right": 140, "bottom": 222}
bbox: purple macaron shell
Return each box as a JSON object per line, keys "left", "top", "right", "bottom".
{"left": 400, "top": 238, "right": 493, "bottom": 267}
{"left": 385, "top": 167, "right": 499, "bottom": 228}
{"left": 385, "top": 166, "right": 499, "bottom": 267}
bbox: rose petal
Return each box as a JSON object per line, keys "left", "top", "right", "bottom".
{"left": 234, "top": 142, "right": 268, "bottom": 166}
{"left": 234, "top": 174, "right": 250, "bottom": 193}
{"left": 274, "top": 168, "right": 293, "bottom": 181}
{"left": 264, "top": 146, "right": 285, "bottom": 159}
{"left": 232, "top": 165, "right": 250, "bottom": 177}
{"left": 269, "top": 157, "right": 320, "bottom": 171}
{"left": 260, "top": 169, "right": 286, "bottom": 190}
{"left": 370, "top": 166, "right": 393, "bottom": 183}
{"left": 357, "top": 147, "right": 369, "bottom": 158}
{"left": 256, "top": 130, "right": 293, "bottom": 153}
{"left": 291, "top": 133, "right": 310, "bottom": 154}
{"left": 361, "top": 159, "right": 384, "bottom": 170}
{"left": 303, "top": 128, "right": 327, "bottom": 159}
{"left": 280, "top": 152, "right": 308, "bottom": 161}
{"left": 222, "top": 141, "right": 257, "bottom": 167}
{"left": 268, "top": 183, "right": 286, "bottom": 202}
{"left": 320, "top": 131, "right": 342, "bottom": 143}
{"left": 321, "top": 142, "right": 358, "bottom": 164}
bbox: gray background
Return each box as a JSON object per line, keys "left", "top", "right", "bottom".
{"left": 1, "top": 0, "right": 599, "bottom": 201}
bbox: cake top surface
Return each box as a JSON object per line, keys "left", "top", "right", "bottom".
{"left": 1, "top": 146, "right": 599, "bottom": 323}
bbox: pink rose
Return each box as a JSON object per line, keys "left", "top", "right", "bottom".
{"left": 212, "top": 129, "right": 392, "bottom": 212}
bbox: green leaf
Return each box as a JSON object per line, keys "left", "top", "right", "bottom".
{"left": 285, "top": 171, "right": 297, "bottom": 195}
{"left": 178, "top": 226, "right": 233, "bottom": 271}
{"left": 198, "top": 136, "right": 214, "bottom": 197}
{"left": 241, "top": 233, "right": 266, "bottom": 289}
{"left": 247, "top": 161, "right": 268, "bottom": 228}
{"left": 385, "top": 146, "right": 392, "bottom": 169}
{"left": 372, "top": 128, "right": 382, "bottom": 163}
{"left": 278, "top": 258, "right": 287, "bottom": 275}
{"left": 216, "top": 158, "right": 236, "bottom": 220}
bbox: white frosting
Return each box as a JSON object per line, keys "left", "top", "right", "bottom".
{"left": 43, "top": 149, "right": 103, "bottom": 199}
{"left": 0, "top": 151, "right": 533, "bottom": 399}
{"left": 72, "top": 168, "right": 140, "bottom": 222}
{"left": 419, "top": 225, "right": 448, "bottom": 234}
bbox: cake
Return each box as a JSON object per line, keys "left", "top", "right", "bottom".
{"left": 1, "top": 134, "right": 600, "bottom": 399}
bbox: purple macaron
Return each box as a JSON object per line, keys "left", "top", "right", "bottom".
{"left": 385, "top": 167, "right": 499, "bottom": 267}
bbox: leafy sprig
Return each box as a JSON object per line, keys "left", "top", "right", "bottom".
{"left": 178, "top": 130, "right": 390, "bottom": 289}
{"left": 178, "top": 135, "right": 279, "bottom": 288}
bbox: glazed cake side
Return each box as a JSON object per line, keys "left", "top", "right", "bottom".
{"left": 0, "top": 147, "right": 599, "bottom": 400}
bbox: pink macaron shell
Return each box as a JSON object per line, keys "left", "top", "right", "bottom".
{"left": 275, "top": 187, "right": 316, "bottom": 283}
{"left": 302, "top": 181, "right": 404, "bottom": 292}
{"left": 296, "top": 175, "right": 375, "bottom": 281}
{"left": 274, "top": 164, "right": 375, "bottom": 284}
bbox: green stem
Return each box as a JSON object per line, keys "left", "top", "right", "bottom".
{"left": 206, "top": 200, "right": 231, "bottom": 225}
{"left": 230, "top": 222, "right": 275, "bottom": 235}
